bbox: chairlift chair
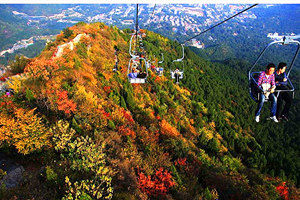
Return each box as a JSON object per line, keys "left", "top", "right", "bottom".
{"left": 127, "top": 34, "right": 149, "bottom": 83}
{"left": 113, "top": 47, "right": 119, "bottom": 72}
{"left": 156, "top": 53, "right": 164, "bottom": 76}
{"left": 127, "top": 56, "right": 148, "bottom": 84}
{"left": 171, "top": 44, "right": 185, "bottom": 83}
{"left": 248, "top": 35, "right": 300, "bottom": 102}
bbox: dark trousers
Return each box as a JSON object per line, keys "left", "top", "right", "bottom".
{"left": 137, "top": 73, "right": 147, "bottom": 78}
{"left": 175, "top": 74, "right": 180, "bottom": 83}
{"left": 277, "top": 91, "right": 292, "bottom": 117}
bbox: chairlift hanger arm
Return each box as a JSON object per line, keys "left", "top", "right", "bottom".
{"left": 129, "top": 33, "right": 144, "bottom": 57}
{"left": 248, "top": 41, "right": 279, "bottom": 80}
{"left": 129, "top": 34, "right": 135, "bottom": 57}
{"left": 136, "top": 4, "right": 139, "bottom": 47}
{"left": 158, "top": 53, "right": 164, "bottom": 64}
{"left": 287, "top": 40, "right": 300, "bottom": 77}
{"left": 172, "top": 44, "right": 185, "bottom": 62}
{"left": 248, "top": 40, "right": 300, "bottom": 79}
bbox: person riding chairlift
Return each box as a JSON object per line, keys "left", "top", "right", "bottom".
{"left": 275, "top": 62, "right": 293, "bottom": 121}
{"left": 137, "top": 69, "right": 147, "bottom": 78}
{"left": 159, "top": 68, "right": 163, "bottom": 76}
{"left": 255, "top": 63, "right": 278, "bottom": 123}
{"left": 113, "top": 45, "right": 119, "bottom": 72}
{"left": 5, "top": 88, "right": 14, "bottom": 97}
{"left": 174, "top": 67, "right": 180, "bottom": 84}
{"left": 151, "top": 64, "right": 156, "bottom": 72}
{"left": 128, "top": 67, "right": 138, "bottom": 79}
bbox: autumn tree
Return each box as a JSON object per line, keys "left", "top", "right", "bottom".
{"left": 0, "top": 108, "right": 52, "bottom": 154}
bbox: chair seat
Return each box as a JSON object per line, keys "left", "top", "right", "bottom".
{"left": 129, "top": 78, "right": 146, "bottom": 83}
{"left": 171, "top": 71, "right": 183, "bottom": 79}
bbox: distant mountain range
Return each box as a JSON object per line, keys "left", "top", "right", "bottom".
{"left": 0, "top": 4, "right": 300, "bottom": 66}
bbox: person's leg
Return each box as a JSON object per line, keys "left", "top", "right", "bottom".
{"left": 281, "top": 92, "right": 292, "bottom": 118}
{"left": 276, "top": 93, "right": 283, "bottom": 119}
{"left": 269, "top": 93, "right": 277, "bottom": 117}
{"left": 255, "top": 93, "right": 265, "bottom": 116}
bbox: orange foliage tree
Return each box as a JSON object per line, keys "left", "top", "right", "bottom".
{"left": 160, "top": 119, "right": 180, "bottom": 137}
{"left": 24, "top": 58, "right": 59, "bottom": 81}
{"left": 111, "top": 107, "right": 134, "bottom": 126}
{"left": 0, "top": 108, "right": 52, "bottom": 154}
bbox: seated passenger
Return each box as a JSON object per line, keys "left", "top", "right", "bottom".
{"left": 128, "top": 68, "right": 138, "bottom": 79}
{"left": 151, "top": 64, "right": 156, "bottom": 72}
{"left": 159, "top": 68, "right": 163, "bottom": 75}
{"left": 255, "top": 63, "right": 278, "bottom": 123}
{"left": 137, "top": 70, "right": 147, "bottom": 78}
{"left": 275, "top": 62, "right": 293, "bottom": 121}
{"left": 174, "top": 68, "right": 180, "bottom": 84}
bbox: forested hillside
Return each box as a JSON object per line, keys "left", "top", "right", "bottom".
{"left": 0, "top": 7, "right": 57, "bottom": 51}
{"left": 0, "top": 22, "right": 299, "bottom": 199}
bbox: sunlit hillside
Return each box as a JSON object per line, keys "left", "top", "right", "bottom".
{"left": 0, "top": 22, "right": 299, "bottom": 200}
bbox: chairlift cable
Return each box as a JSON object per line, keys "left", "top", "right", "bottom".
{"left": 135, "top": 4, "right": 139, "bottom": 53}
{"left": 127, "top": 4, "right": 149, "bottom": 84}
{"left": 143, "top": 4, "right": 157, "bottom": 30}
{"left": 183, "top": 4, "right": 258, "bottom": 44}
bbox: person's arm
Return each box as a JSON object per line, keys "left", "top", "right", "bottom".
{"left": 276, "top": 73, "right": 288, "bottom": 85}
{"left": 257, "top": 72, "right": 263, "bottom": 87}
{"left": 281, "top": 73, "right": 288, "bottom": 85}
{"left": 271, "top": 74, "right": 276, "bottom": 87}
{"left": 270, "top": 74, "right": 276, "bottom": 93}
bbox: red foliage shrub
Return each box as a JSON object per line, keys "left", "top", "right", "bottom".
{"left": 102, "top": 110, "right": 111, "bottom": 120}
{"left": 122, "top": 109, "right": 134, "bottom": 124}
{"left": 24, "top": 58, "right": 59, "bottom": 81}
{"left": 276, "top": 182, "right": 289, "bottom": 200}
{"left": 154, "top": 76, "right": 160, "bottom": 83}
{"left": 0, "top": 96, "right": 15, "bottom": 114}
{"left": 103, "top": 86, "right": 111, "bottom": 94}
{"left": 188, "top": 159, "right": 202, "bottom": 176}
{"left": 137, "top": 167, "right": 175, "bottom": 197}
{"left": 56, "top": 90, "right": 77, "bottom": 115}
{"left": 0, "top": 77, "right": 7, "bottom": 82}
{"left": 175, "top": 158, "right": 202, "bottom": 177}
{"left": 118, "top": 125, "right": 136, "bottom": 138}
{"left": 175, "top": 158, "right": 187, "bottom": 167}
